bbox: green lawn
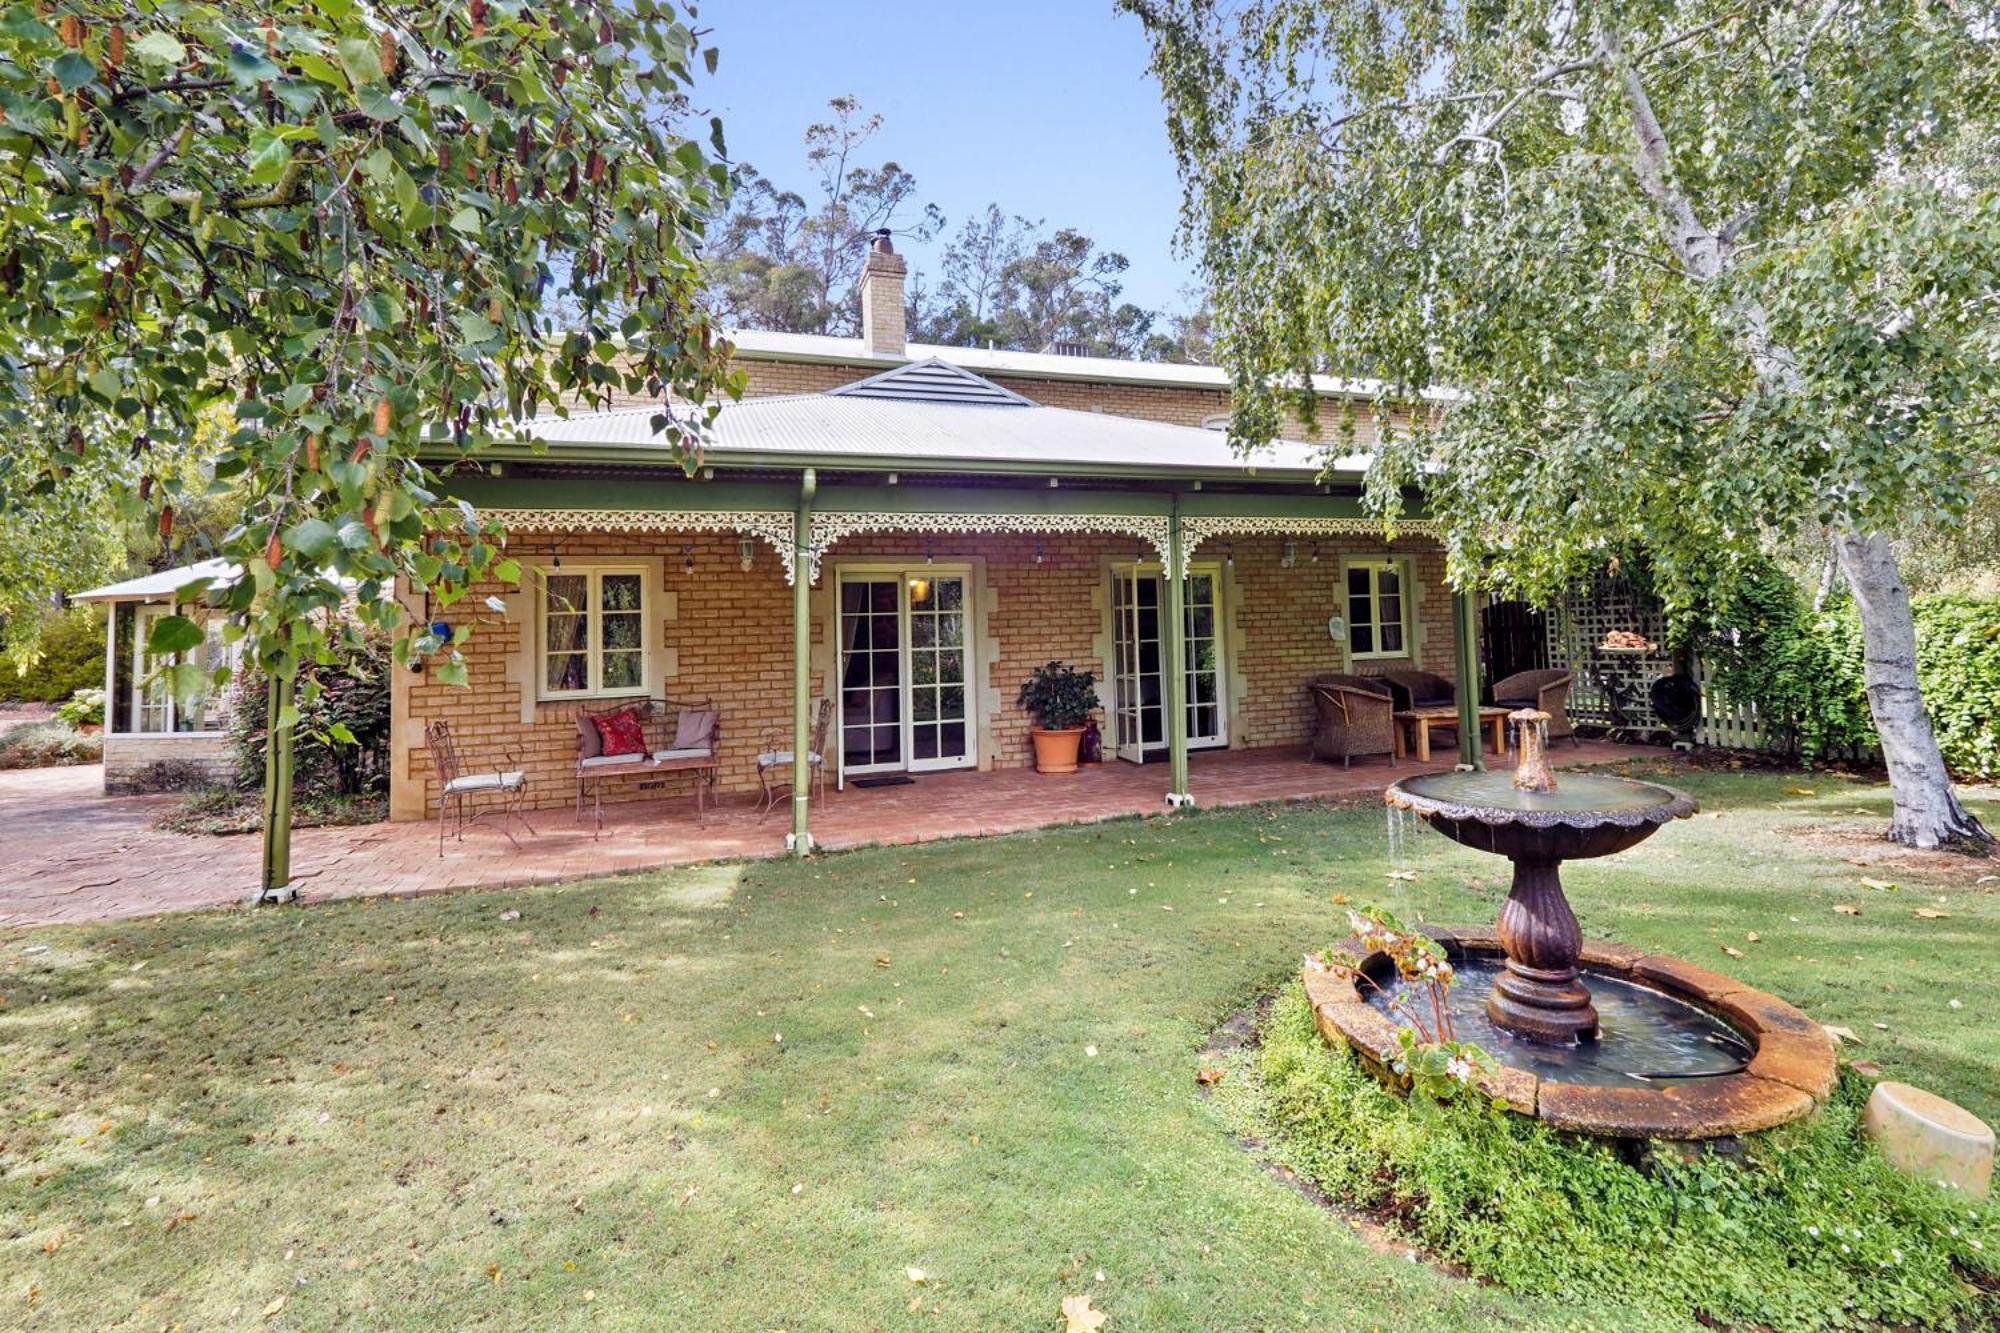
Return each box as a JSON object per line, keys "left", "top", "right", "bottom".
{"left": 2, "top": 765, "right": 1995, "bottom": 1330}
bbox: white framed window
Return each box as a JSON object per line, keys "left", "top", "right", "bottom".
{"left": 538, "top": 567, "right": 650, "bottom": 699}
{"left": 1345, "top": 560, "right": 1409, "bottom": 659}
{"left": 121, "top": 605, "right": 234, "bottom": 734}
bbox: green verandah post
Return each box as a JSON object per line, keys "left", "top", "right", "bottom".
{"left": 1453, "top": 586, "right": 1485, "bottom": 771}
{"left": 791, "top": 468, "right": 817, "bottom": 856}
{"left": 258, "top": 667, "right": 298, "bottom": 900}
{"left": 1163, "top": 502, "right": 1192, "bottom": 807}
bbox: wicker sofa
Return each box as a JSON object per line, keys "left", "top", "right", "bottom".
{"left": 1491, "top": 669, "right": 1577, "bottom": 745}
{"left": 1307, "top": 673, "right": 1397, "bottom": 768}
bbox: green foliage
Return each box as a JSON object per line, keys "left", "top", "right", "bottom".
{"left": 1015, "top": 659, "right": 1101, "bottom": 730}
{"left": 231, "top": 631, "right": 391, "bottom": 800}
{"left": 0, "top": 0, "right": 737, "bottom": 703}
{"left": 1244, "top": 985, "right": 1998, "bottom": 1332}
{"left": 1125, "top": 1, "right": 2000, "bottom": 614}
{"left": 1, "top": 604, "right": 105, "bottom": 701}
{"left": 1706, "top": 571, "right": 2000, "bottom": 778}
{"left": 0, "top": 718, "right": 101, "bottom": 769}
{"left": 55, "top": 685, "right": 104, "bottom": 727}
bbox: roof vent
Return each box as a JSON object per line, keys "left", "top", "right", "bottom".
{"left": 829, "top": 356, "right": 1033, "bottom": 407}
{"left": 1044, "top": 339, "right": 1088, "bottom": 357}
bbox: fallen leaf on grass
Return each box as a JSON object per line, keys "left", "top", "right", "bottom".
{"left": 1062, "top": 1294, "right": 1109, "bottom": 1332}
{"left": 1385, "top": 871, "right": 1417, "bottom": 882}
{"left": 1851, "top": 1060, "right": 1885, "bottom": 1077}
{"left": 1721, "top": 946, "right": 1745, "bottom": 959}
{"left": 1913, "top": 908, "right": 1950, "bottom": 920}
{"left": 1785, "top": 787, "right": 1817, "bottom": 796}
{"left": 1195, "top": 1066, "right": 1225, "bottom": 1086}
{"left": 1822, "top": 1025, "right": 1861, "bottom": 1045}
{"left": 263, "top": 1296, "right": 287, "bottom": 1318}
{"left": 1948, "top": 998, "right": 1963, "bottom": 1011}
{"left": 1859, "top": 878, "right": 1896, "bottom": 892}
{"left": 1745, "top": 931, "right": 1761, "bottom": 943}
{"left": 906, "top": 1267, "right": 927, "bottom": 1284}
{"left": 1832, "top": 904, "right": 1861, "bottom": 916}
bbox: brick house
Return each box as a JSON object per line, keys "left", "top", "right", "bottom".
{"left": 395, "top": 236, "right": 1467, "bottom": 849}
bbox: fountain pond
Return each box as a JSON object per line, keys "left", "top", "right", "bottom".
{"left": 1306, "top": 713, "right": 1838, "bottom": 1139}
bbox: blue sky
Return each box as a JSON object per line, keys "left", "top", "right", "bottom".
{"left": 698, "top": 0, "right": 1198, "bottom": 315}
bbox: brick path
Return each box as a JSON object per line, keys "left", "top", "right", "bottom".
{"left": 0, "top": 741, "right": 1658, "bottom": 928}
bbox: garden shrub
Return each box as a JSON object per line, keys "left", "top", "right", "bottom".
{"left": 0, "top": 606, "right": 105, "bottom": 703}
{"left": 56, "top": 686, "right": 105, "bottom": 728}
{"left": 1232, "top": 986, "right": 1997, "bottom": 1332}
{"left": 230, "top": 631, "right": 392, "bottom": 799}
{"left": 0, "top": 720, "right": 103, "bottom": 769}
{"left": 1703, "top": 568, "right": 2000, "bottom": 779}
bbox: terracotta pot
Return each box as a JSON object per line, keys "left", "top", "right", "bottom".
{"left": 78, "top": 723, "right": 102, "bottom": 735}
{"left": 1030, "top": 726, "right": 1085, "bottom": 774}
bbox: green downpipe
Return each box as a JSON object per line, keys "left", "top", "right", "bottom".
{"left": 791, "top": 469, "right": 817, "bottom": 855}
{"left": 1163, "top": 502, "right": 1191, "bottom": 805}
{"left": 1453, "top": 586, "right": 1485, "bottom": 770}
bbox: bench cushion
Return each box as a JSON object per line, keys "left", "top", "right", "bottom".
{"left": 579, "top": 753, "right": 645, "bottom": 771}
{"left": 652, "top": 746, "right": 716, "bottom": 764}
{"left": 443, "top": 770, "right": 526, "bottom": 794}
{"left": 757, "top": 750, "right": 824, "bottom": 768}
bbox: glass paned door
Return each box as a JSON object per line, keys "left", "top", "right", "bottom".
{"left": 907, "top": 575, "right": 971, "bottom": 770}
{"left": 839, "top": 572, "right": 976, "bottom": 776}
{"left": 1111, "top": 565, "right": 1227, "bottom": 760}
{"left": 840, "top": 578, "right": 904, "bottom": 772}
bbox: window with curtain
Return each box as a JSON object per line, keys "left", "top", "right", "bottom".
{"left": 540, "top": 568, "right": 648, "bottom": 698}
{"left": 1345, "top": 561, "right": 1408, "bottom": 659}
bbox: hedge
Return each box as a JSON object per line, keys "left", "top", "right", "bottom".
{"left": 0, "top": 606, "right": 105, "bottom": 703}
{"left": 1704, "top": 570, "right": 2000, "bottom": 779}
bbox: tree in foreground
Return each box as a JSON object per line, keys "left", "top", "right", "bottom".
{"left": 0, "top": 1, "right": 736, "bottom": 892}
{"left": 1126, "top": 0, "right": 1998, "bottom": 848}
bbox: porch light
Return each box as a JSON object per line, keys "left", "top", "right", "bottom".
{"left": 738, "top": 538, "right": 757, "bottom": 572}
{"left": 1281, "top": 540, "right": 1298, "bottom": 569}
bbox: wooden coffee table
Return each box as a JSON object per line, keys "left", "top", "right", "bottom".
{"left": 1394, "top": 705, "right": 1512, "bottom": 762}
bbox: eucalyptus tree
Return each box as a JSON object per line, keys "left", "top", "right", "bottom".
{"left": 0, "top": 2, "right": 736, "bottom": 893}
{"left": 1125, "top": 0, "right": 1999, "bottom": 848}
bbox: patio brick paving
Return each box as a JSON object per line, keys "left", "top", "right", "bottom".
{"left": 0, "top": 740, "right": 1661, "bottom": 929}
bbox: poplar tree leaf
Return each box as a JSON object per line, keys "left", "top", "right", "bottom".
{"left": 51, "top": 52, "right": 95, "bottom": 91}
{"left": 130, "top": 32, "right": 186, "bottom": 66}
{"left": 146, "top": 615, "right": 204, "bottom": 656}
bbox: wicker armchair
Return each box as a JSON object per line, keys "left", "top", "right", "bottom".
{"left": 1308, "top": 674, "right": 1397, "bottom": 768}
{"left": 1491, "top": 669, "right": 1577, "bottom": 746}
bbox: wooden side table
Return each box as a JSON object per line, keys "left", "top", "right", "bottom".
{"left": 1394, "top": 705, "right": 1512, "bottom": 762}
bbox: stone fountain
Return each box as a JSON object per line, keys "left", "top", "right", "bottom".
{"left": 1304, "top": 711, "right": 1839, "bottom": 1139}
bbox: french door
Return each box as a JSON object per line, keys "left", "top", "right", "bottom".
{"left": 837, "top": 570, "right": 975, "bottom": 779}
{"left": 1111, "top": 564, "right": 1226, "bottom": 762}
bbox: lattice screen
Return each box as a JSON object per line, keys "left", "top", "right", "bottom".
{"left": 1543, "top": 573, "right": 1674, "bottom": 733}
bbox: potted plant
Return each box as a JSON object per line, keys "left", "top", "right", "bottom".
{"left": 1016, "top": 660, "right": 1100, "bottom": 774}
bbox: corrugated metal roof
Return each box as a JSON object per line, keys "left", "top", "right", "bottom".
{"left": 521, "top": 391, "right": 1370, "bottom": 477}
{"left": 74, "top": 558, "right": 238, "bottom": 604}
{"left": 827, "top": 356, "right": 1035, "bottom": 406}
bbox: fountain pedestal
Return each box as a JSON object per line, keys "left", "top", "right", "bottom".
{"left": 1490, "top": 859, "right": 1599, "bottom": 1043}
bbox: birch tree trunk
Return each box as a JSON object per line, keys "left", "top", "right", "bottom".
{"left": 1833, "top": 531, "right": 1992, "bottom": 848}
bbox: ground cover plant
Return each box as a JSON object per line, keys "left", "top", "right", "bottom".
{"left": 1224, "top": 987, "right": 1995, "bottom": 1331}
{"left": 1, "top": 765, "right": 1995, "bottom": 1329}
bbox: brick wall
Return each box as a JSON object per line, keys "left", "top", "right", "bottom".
{"left": 390, "top": 528, "right": 1453, "bottom": 818}
{"left": 103, "top": 735, "right": 234, "bottom": 794}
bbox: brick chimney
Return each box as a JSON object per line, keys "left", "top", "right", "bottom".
{"left": 859, "top": 229, "right": 907, "bottom": 359}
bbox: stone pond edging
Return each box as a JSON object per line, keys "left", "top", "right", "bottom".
{"left": 1305, "top": 927, "right": 1838, "bottom": 1140}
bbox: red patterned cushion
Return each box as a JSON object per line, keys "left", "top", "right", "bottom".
{"left": 593, "top": 708, "right": 647, "bottom": 758}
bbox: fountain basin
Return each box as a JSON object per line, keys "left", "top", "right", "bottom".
{"left": 1385, "top": 769, "right": 1698, "bottom": 863}
{"left": 1305, "top": 928, "right": 1837, "bottom": 1139}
